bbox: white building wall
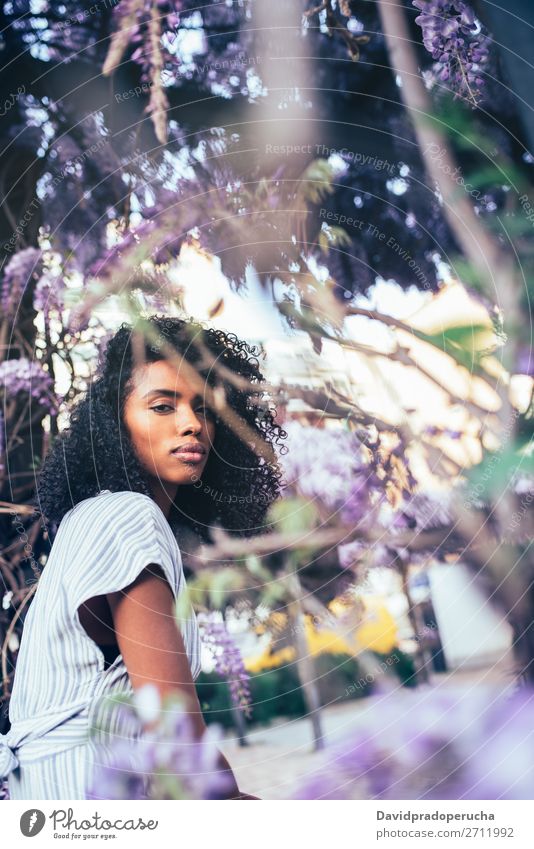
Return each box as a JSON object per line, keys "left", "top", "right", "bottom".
{"left": 428, "top": 561, "right": 513, "bottom": 669}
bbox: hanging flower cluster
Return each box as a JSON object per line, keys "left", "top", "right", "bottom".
{"left": 86, "top": 685, "right": 235, "bottom": 800}
{"left": 103, "top": 1, "right": 182, "bottom": 144}
{"left": 412, "top": 1, "right": 492, "bottom": 105}
{"left": 1, "top": 248, "right": 42, "bottom": 320}
{"left": 199, "top": 614, "right": 252, "bottom": 718}
{"left": 0, "top": 358, "right": 59, "bottom": 414}
{"left": 33, "top": 268, "right": 67, "bottom": 321}
{"left": 336, "top": 489, "right": 453, "bottom": 571}
{"left": 278, "top": 422, "right": 453, "bottom": 571}
{"left": 278, "top": 421, "right": 382, "bottom": 528}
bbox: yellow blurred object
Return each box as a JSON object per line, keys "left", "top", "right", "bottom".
{"left": 245, "top": 645, "right": 295, "bottom": 673}
{"left": 244, "top": 597, "right": 398, "bottom": 672}
{"left": 352, "top": 597, "right": 398, "bottom": 654}
{"left": 327, "top": 595, "right": 398, "bottom": 654}
{"left": 305, "top": 615, "right": 356, "bottom": 656}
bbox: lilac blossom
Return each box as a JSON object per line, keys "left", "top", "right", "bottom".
{"left": 104, "top": 1, "right": 258, "bottom": 117}
{"left": 279, "top": 421, "right": 379, "bottom": 527}
{"left": 0, "top": 358, "right": 59, "bottom": 414}
{"left": 337, "top": 489, "right": 453, "bottom": 570}
{"left": 423, "top": 424, "right": 463, "bottom": 439}
{"left": 87, "top": 737, "right": 149, "bottom": 800}
{"left": 105, "top": 0, "right": 181, "bottom": 74}
{"left": 87, "top": 686, "right": 234, "bottom": 800}
{"left": 1, "top": 248, "right": 42, "bottom": 320}
{"left": 389, "top": 490, "right": 453, "bottom": 531}
{"left": 292, "top": 684, "right": 534, "bottom": 800}
{"left": 337, "top": 539, "right": 393, "bottom": 570}
{"left": 276, "top": 424, "right": 444, "bottom": 570}
{"left": 33, "top": 268, "right": 67, "bottom": 319}
{"left": 104, "top": 1, "right": 181, "bottom": 145}
{"left": 199, "top": 613, "right": 252, "bottom": 718}
{"left": 412, "top": 1, "right": 492, "bottom": 105}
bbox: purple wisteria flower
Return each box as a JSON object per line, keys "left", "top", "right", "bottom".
{"left": 292, "top": 684, "right": 534, "bottom": 800}
{"left": 199, "top": 613, "right": 252, "bottom": 718}
{"left": 1, "top": 248, "right": 42, "bottom": 320}
{"left": 279, "top": 421, "right": 380, "bottom": 527}
{"left": 389, "top": 490, "right": 453, "bottom": 531}
{"left": 0, "top": 358, "right": 59, "bottom": 414}
{"left": 87, "top": 686, "right": 235, "bottom": 801}
{"left": 33, "top": 268, "right": 67, "bottom": 319}
{"left": 516, "top": 345, "right": 533, "bottom": 377}
{"left": 104, "top": 1, "right": 180, "bottom": 144}
{"left": 412, "top": 1, "right": 492, "bottom": 105}
{"left": 336, "top": 489, "right": 453, "bottom": 570}
{"left": 337, "top": 539, "right": 393, "bottom": 570}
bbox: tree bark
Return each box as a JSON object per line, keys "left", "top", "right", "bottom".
{"left": 288, "top": 600, "right": 325, "bottom": 751}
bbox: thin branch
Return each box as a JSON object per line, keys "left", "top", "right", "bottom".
{"left": 196, "top": 522, "right": 466, "bottom": 563}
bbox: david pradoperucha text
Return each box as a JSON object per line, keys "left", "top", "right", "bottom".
{"left": 377, "top": 810, "right": 495, "bottom": 824}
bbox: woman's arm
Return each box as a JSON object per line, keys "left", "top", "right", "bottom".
{"left": 106, "top": 564, "right": 251, "bottom": 799}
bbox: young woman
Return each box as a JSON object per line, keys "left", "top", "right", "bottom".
{"left": 0, "top": 315, "right": 286, "bottom": 800}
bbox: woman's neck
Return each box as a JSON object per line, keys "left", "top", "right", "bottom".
{"left": 148, "top": 481, "right": 178, "bottom": 520}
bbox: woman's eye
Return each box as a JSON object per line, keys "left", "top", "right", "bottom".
{"left": 151, "top": 404, "right": 174, "bottom": 413}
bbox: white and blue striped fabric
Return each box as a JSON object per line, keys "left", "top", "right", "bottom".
{"left": 0, "top": 489, "right": 202, "bottom": 800}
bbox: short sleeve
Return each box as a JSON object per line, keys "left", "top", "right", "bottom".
{"left": 63, "top": 491, "right": 178, "bottom": 619}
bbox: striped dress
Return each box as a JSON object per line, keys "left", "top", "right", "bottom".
{"left": 0, "top": 489, "right": 202, "bottom": 800}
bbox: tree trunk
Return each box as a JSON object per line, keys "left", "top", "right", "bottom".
{"left": 288, "top": 600, "right": 325, "bottom": 751}
{"left": 398, "top": 558, "right": 431, "bottom": 686}
{"left": 230, "top": 703, "right": 249, "bottom": 747}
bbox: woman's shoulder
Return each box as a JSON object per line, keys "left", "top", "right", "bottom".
{"left": 62, "top": 489, "right": 160, "bottom": 528}
{"left": 54, "top": 490, "right": 182, "bottom": 596}
{"left": 58, "top": 489, "right": 179, "bottom": 562}
{"left": 50, "top": 490, "right": 169, "bottom": 559}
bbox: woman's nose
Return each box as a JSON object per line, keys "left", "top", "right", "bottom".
{"left": 177, "top": 409, "right": 203, "bottom": 436}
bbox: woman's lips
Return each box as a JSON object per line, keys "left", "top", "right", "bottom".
{"left": 171, "top": 449, "right": 205, "bottom": 463}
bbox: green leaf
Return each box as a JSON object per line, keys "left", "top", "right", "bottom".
{"left": 267, "top": 496, "right": 320, "bottom": 535}
{"left": 297, "top": 159, "right": 336, "bottom": 205}
{"left": 466, "top": 167, "right": 510, "bottom": 190}
{"left": 244, "top": 555, "right": 271, "bottom": 582}
{"left": 318, "top": 225, "right": 352, "bottom": 255}
{"left": 174, "top": 584, "right": 194, "bottom": 621}
{"left": 30, "top": 454, "right": 42, "bottom": 471}
{"left": 448, "top": 257, "right": 486, "bottom": 292}
{"left": 260, "top": 578, "right": 290, "bottom": 607}
{"left": 467, "top": 441, "right": 534, "bottom": 502}
{"left": 486, "top": 215, "right": 534, "bottom": 237}
{"left": 421, "top": 323, "right": 495, "bottom": 369}
{"left": 207, "top": 567, "right": 246, "bottom": 608}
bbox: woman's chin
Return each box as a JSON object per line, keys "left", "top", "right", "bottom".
{"left": 165, "top": 468, "right": 205, "bottom": 486}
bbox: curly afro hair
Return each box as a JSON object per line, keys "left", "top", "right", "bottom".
{"left": 34, "top": 315, "right": 287, "bottom": 544}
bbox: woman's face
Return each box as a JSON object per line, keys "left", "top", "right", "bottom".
{"left": 123, "top": 358, "right": 216, "bottom": 494}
